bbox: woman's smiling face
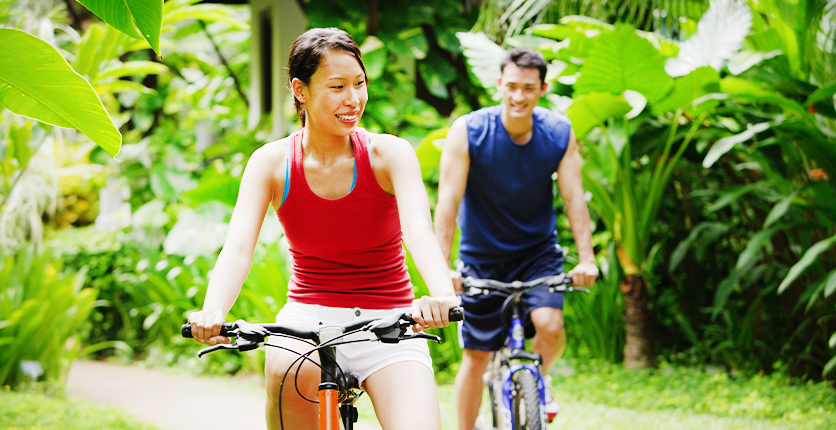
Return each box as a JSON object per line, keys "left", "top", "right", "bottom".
{"left": 295, "top": 49, "right": 368, "bottom": 137}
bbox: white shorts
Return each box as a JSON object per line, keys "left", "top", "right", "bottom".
{"left": 272, "top": 302, "right": 433, "bottom": 386}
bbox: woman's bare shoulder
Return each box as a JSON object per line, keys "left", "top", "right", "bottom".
{"left": 367, "top": 132, "right": 412, "bottom": 158}
{"left": 249, "top": 137, "right": 290, "bottom": 166}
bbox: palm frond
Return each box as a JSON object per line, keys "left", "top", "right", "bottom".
{"left": 665, "top": 0, "right": 752, "bottom": 77}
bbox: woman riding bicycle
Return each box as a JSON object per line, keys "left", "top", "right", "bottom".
{"left": 188, "top": 28, "right": 458, "bottom": 430}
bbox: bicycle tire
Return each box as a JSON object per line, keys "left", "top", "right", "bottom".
{"left": 487, "top": 379, "right": 501, "bottom": 430}
{"left": 512, "top": 371, "right": 543, "bottom": 430}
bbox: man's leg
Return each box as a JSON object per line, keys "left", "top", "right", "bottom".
{"left": 529, "top": 307, "right": 566, "bottom": 371}
{"left": 455, "top": 348, "right": 493, "bottom": 430}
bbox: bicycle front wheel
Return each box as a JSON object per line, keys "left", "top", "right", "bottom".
{"left": 512, "top": 371, "right": 544, "bottom": 430}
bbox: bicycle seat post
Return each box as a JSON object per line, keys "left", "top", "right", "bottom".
{"left": 318, "top": 326, "right": 343, "bottom": 430}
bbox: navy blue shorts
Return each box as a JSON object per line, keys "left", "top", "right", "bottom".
{"left": 458, "top": 244, "right": 565, "bottom": 351}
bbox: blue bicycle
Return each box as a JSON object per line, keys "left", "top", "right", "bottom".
{"left": 462, "top": 274, "right": 588, "bottom": 430}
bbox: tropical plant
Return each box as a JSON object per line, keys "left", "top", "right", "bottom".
{"left": 470, "top": 0, "right": 712, "bottom": 44}
{"left": 0, "top": 0, "right": 248, "bottom": 250}
{"left": 455, "top": 0, "right": 833, "bottom": 374}
{"left": 458, "top": 3, "right": 743, "bottom": 368}
{"left": 0, "top": 247, "right": 97, "bottom": 387}
{"left": 562, "top": 241, "right": 626, "bottom": 363}
{"left": 678, "top": 0, "right": 836, "bottom": 376}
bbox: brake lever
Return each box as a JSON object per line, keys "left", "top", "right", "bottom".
{"left": 235, "top": 319, "right": 271, "bottom": 340}
{"left": 197, "top": 343, "right": 240, "bottom": 357}
{"left": 402, "top": 332, "right": 441, "bottom": 343}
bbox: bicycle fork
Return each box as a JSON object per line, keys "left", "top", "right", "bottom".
{"left": 490, "top": 306, "right": 548, "bottom": 430}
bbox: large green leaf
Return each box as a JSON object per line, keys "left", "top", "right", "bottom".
{"left": 736, "top": 227, "right": 780, "bottom": 271}
{"left": 0, "top": 28, "right": 121, "bottom": 157}
{"left": 76, "top": 0, "right": 163, "bottom": 56}
{"left": 665, "top": 0, "right": 752, "bottom": 77}
{"left": 669, "top": 222, "right": 730, "bottom": 272}
{"left": 651, "top": 66, "right": 719, "bottom": 115}
{"left": 806, "top": 82, "right": 836, "bottom": 106}
{"left": 419, "top": 53, "right": 457, "bottom": 99}
{"left": 415, "top": 128, "right": 449, "bottom": 180}
{"left": 97, "top": 61, "right": 169, "bottom": 81}
{"left": 162, "top": 3, "right": 250, "bottom": 30}
{"left": 703, "top": 121, "right": 772, "bottom": 168}
{"left": 558, "top": 15, "right": 614, "bottom": 33}
{"left": 824, "top": 269, "right": 836, "bottom": 298}
{"left": 360, "top": 36, "right": 387, "bottom": 81}
{"left": 567, "top": 92, "right": 631, "bottom": 138}
{"left": 778, "top": 233, "right": 836, "bottom": 294}
{"left": 574, "top": 24, "right": 672, "bottom": 102}
{"left": 763, "top": 192, "right": 796, "bottom": 227}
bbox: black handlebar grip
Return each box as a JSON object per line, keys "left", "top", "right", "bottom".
{"left": 449, "top": 307, "right": 465, "bottom": 322}
{"left": 181, "top": 322, "right": 235, "bottom": 338}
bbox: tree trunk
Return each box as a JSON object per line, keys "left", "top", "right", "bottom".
{"left": 621, "top": 274, "right": 655, "bottom": 369}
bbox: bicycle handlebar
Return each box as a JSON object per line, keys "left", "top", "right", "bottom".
{"left": 182, "top": 307, "right": 464, "bottom": 356}
{"left": 461, "top": 274, "right": 590, "bottom": 294}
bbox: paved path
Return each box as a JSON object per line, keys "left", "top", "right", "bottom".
{"left": 67, "top": 360, "right": 379, "bottom": 430}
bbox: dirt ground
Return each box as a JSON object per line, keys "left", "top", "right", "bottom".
{"left": 66, "top": 360, "right": 378, "bottom": 430}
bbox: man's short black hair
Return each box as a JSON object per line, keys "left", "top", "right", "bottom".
{"left": 500, "top": 47, "right": 547, "bottom": 85}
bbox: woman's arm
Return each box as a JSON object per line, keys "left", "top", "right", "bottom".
{"left": 370, "top": 134, "right": 459, "bottom": 330}
{"left": 188, "top": 142, "right": 285, "bottom": 344}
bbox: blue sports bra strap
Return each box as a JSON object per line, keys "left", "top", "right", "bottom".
{"left": 281, "top": 137, "right": 291, "bottom": 206}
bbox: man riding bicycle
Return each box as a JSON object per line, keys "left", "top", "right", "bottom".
{"left": 433, "top": 47, "right": 599, "bottom": 430}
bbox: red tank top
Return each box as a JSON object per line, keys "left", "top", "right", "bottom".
{"left": 277, "top": 128, "right": 413, "bottom": 308}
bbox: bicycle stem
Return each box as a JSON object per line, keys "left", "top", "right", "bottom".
{"left": 317, "top": 326, "right": 355, "bottom": 430}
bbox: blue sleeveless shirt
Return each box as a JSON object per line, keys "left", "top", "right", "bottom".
{"left": 458, "top": 105, "right": 571, "bottom": 264}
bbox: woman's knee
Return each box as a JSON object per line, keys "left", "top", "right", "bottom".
{"left": 264, "top": 348, "right": 319, "bottom": 402}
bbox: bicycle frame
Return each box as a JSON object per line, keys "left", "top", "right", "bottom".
{"left": 182, "top": 308, "right": 463, "bottom": 430}
{"left": 463, "top": 274, "right": 587, "bottom": 430}
{"left": 492, "top": 294, "right": 548, "bottom": 430}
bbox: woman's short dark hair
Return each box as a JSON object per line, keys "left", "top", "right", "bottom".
{"left": 287, "top": 28, "right": 367, "bottom": 126}
{"left": 500, "top": 47, "right": 547, "bottom": 84}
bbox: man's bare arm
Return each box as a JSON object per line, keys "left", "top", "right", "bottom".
{"left": 557, "top": 129, "right": 599, "bottom": 286}
{"left": 434, "top": 117, "right": 470, "bottom": 266}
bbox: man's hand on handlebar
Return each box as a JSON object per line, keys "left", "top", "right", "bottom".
{"left": 188, "top": 309, "right": 230, "bottom": 346}
{"left": 449, "top": 269, "right": 463, "bottom": 292}
{"left": 568, "top": 261, "right": 599, "bottom": 287}
{"left": 411, "top": 295, "right": 461, "bottom": 332}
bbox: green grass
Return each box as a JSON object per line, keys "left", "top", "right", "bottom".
{"left": 548, "top": 361, "right": 836, "bottom": 430}
{"left": 0, "top": 390, "right": 159, "bottom": 430}
{"left": 361, "top": 362, "right": 836, "bottom": 430}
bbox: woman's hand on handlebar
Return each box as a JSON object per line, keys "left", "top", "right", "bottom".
{"left": 410, "top": 295, "right": 461, "bottom": 332}
{"left": 187, "top": 309, "right": 230, "bottom": 346}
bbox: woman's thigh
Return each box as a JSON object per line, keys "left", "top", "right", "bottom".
{"left": 364, "top": 361, "right": 441, "bottom": 430}
{"left": 264, "top": 336, "right": 321, "bottom": 430}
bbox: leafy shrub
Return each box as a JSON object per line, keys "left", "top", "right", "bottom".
{"left": 0, "top": 247, "right": 95, "bottom": 388}
{"left": 48, "top": 223, "right": 292, "bottom": 374}
{"left": 562, "top": 241, "right": 625, "bottom": 363}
